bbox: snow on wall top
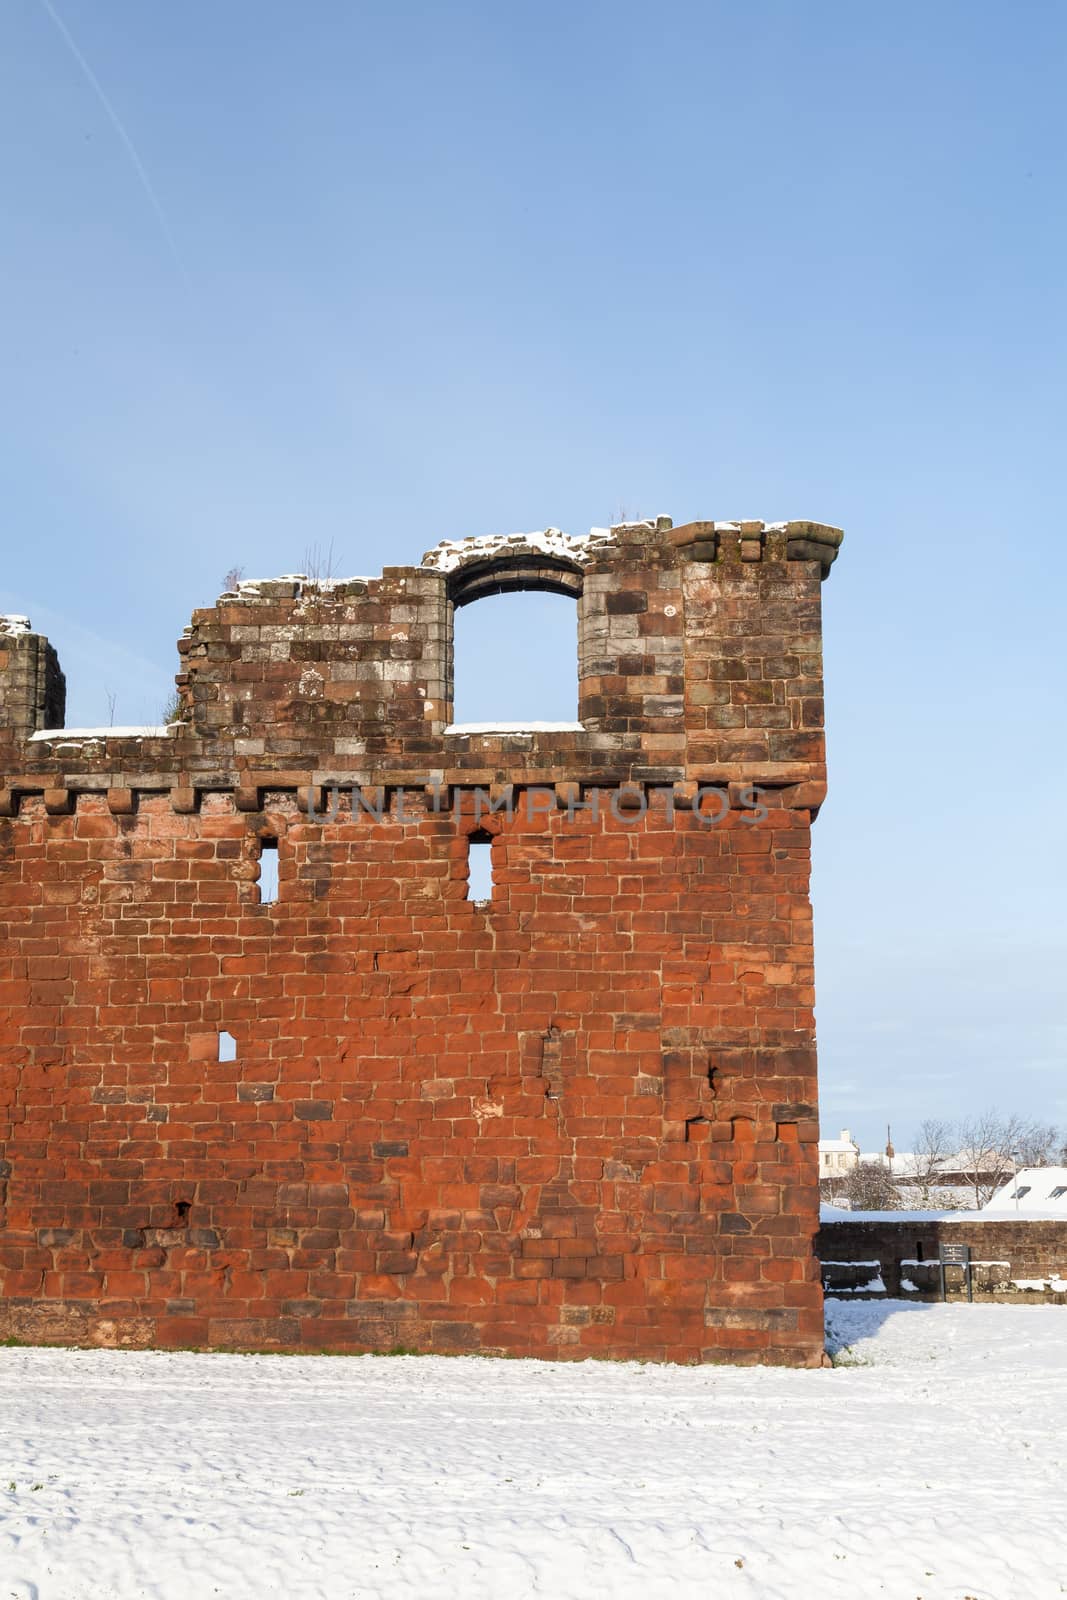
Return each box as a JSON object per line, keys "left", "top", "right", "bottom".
{"left": 711, "top": 521, "right": 790, "bottom": 533}
{"left": 421, "top": 526, "right": 628, "bottom": 574}
{"left": 820, "top": 1204, "right": 963, "bottom": 1223}
{"left": 208, "top": 520, "right": 685, "bottom": 602}
{"left": 29, "top": 725, "right": 174, "bottom": 742}
{"left": 444, "top": 721, "right": 585, "bottom": 736}
{"left": 214, "top": 575, "right": 376, "bottom": 605}
{"left": 0, "top": 615, "right": 32, "bottom": 637}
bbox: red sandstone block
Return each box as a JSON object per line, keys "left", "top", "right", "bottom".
{"left": 496, "top": 1280, "right": 539, "bottom": 1305}
{"left": 551, "top": 1259, "right": 589, "bottom": 1279}
{"left": 723, "top": 1257, "right": 763, "bottom": 1284}
{"left": 513, "top": 1259, "right": 553, "bottom": 1279}
{"left": 556, "top": 1238, "right": 595, "bottom": 1258}
{"left": 761, "top": 1257, "right": 803, "bottom": 1283}
{"left": 539, "top": 1216, "right": 577, "bottom": 1239}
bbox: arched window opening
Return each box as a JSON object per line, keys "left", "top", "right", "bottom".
{"left": 450, "top": 590, "right": 580, "bottom": 728}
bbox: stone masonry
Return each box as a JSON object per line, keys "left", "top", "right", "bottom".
{"left": 0, "top": 516, "right": 843, "bottom": 1364}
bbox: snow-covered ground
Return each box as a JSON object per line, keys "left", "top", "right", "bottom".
{"left": 1, "top": 1303, "right": 1064, "bottom": 1599}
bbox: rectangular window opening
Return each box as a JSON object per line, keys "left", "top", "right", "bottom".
{"left": 258, "top": 837, "right": 279, "bottom": 904}
{"left": 467, "top": 833, "right": 494, "bottom": 904}
{"left": 218, "top": 1030, "right": 237, "bottom": 1062}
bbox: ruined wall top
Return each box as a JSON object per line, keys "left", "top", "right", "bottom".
{"left": 0, "top": 615, "right": 66, "bottom": 745}
{"left": 0, "top": 516, "right": 842, "bottom": 809}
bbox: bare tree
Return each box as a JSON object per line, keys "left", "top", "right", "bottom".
{"left": 840, "top": 1161, "right": 900, "bottom": 1212}
{"left": 105, "top": 687, "right": 117, "bottom": 727}
{"left": 897, "top": 1112, "right": 1065, "bottom": 1210}
{"left": 1013, "top": 1122, "right": 1061, "bottom": 1168}
{"left": 223, "top": 564, "right": 245, "bottom": 592}
{"left": 908, "top": 1118, "right": 955, "bottom": 1205}
{"left": 955, "top": 1110, "right": 1039, "bottom": 1207}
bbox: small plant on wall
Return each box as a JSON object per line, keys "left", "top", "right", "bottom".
{"left": 160, "top": 689, "right": 183, "bottom": 724}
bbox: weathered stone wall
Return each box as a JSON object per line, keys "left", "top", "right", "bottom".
{"left": 818, "top": 1216, "right": 1067, "bottom": 1301}
{"left": 0, "top": 517, "right": 842, "bottom": 1364}
{"left": 0, "top": 617, "right": 65, "bottom": 742}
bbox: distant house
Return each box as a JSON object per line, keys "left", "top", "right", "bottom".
{"left": 817, "top": 1141, "right": 1019, "bottom": 1211}
{"left": 982, "top": 1167, "right": 1067, "bottom": 1215}
{"left": 816, "top": 1135, "right": 1050, "bottom": 1210}
{"left": 818, "top": 1129, "right": 859, "bottom": 1180}
{"left": 849, "top": 1148, "right": 1007, "bottom": 1208}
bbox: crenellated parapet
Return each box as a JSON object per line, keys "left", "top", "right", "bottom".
{"left": 668, "top": 519, "right": 843, "bottom": 576}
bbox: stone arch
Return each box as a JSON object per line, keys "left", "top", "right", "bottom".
{"left": 422, "top": 530, "right": 598, "bottom": 610}
{"left": 443, "top": 547, "right": 585, "bottom": 611}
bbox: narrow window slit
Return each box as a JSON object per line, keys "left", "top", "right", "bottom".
{"left": 467, "top": 831, "right": 494, "bottom": 903}
{"left": 258, "top": 837, "right": 279, "bottom": 904}
{"left": 218, "top": 1030, "right": 237, "bottom": 1062}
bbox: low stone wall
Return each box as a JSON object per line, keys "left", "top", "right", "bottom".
{"left": 817, "top": 1216, "right": 1067, "bottom": 1302}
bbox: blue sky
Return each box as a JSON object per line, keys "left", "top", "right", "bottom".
{"left": 2, "top": 0, "right": 1064, "bottom": 1148}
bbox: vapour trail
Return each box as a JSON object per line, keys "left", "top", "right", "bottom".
{"left": 36, "top": 0, "right": 187, "bottom": 279}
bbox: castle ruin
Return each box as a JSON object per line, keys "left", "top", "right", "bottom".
{"left": 0, "top": 515, "right": 843, "bottom": 1365}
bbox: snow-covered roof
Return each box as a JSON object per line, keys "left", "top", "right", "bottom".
{"left": 0, "top": 614, "right": 32, "bottom": 637}
{"left": 822, "top": 1176, "right": 1067, "bottom": 1223}
{"left": 819, "top": 1130, "right": 858, "bottom": 1153}
{"left": 859, "top": 1151, "right": 1002, "bottom": 1177}
{"left": 982, "top": 1167, "right": 1067, "bottom": 1217}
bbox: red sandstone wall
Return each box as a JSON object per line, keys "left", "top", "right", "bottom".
{"left": 0, "top": 787, "right": 820, "bottom": 1362}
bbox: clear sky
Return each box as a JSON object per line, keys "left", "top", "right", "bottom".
{"left": 2, "top": 0, "right": 1064, "bottom": 1149}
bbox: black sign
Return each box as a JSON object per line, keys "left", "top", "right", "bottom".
{"left": 939, "top": 1243, "right": 971, "bottom": 1265}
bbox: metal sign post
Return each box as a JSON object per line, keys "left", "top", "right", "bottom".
{"left": 939, "top": 1242, "right": 973, "bottom": 1302}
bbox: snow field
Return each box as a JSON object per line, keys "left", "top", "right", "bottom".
{"left": 1, "top": 1302, "right": 1064, "bottom": 1600}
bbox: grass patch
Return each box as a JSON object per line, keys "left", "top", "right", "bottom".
{"left": 827, "top": 1344, "right": 873, "bottom": 1368}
